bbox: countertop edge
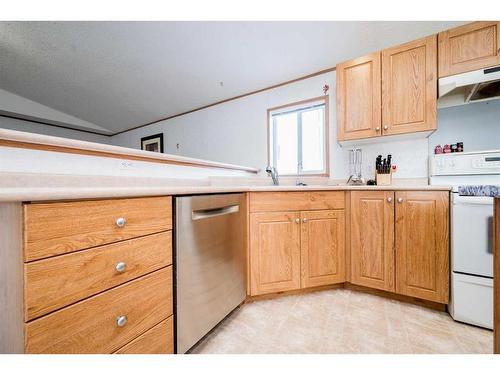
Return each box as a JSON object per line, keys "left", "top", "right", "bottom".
{"left": 0, "top": 185, "right": 453, "bottom": 202}
{"left": 0, "top": 128, "right": 260, "bottom": 173}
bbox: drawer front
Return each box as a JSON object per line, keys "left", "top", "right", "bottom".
{"left": 24, "top": 196, "right": 172, "bottom": 261}
{"left": 115, "top": 316, "right": 174, "bottom": 354}
{"left": 25, "top": 231, "right": 172, "bottom": 321}
{"left": 249, "top": 191, "right": 345, "bottom": 212}
{"left": 25, "top": 267, "right": 172, "bottom": 354}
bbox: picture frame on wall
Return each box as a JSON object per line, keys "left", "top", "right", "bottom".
{"left": 141, "top": 133, "right": 164, "bottom": 153}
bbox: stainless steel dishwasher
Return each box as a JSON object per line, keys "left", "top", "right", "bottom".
{"left": 175, "top": 193, "right": 246, "bottom": 353}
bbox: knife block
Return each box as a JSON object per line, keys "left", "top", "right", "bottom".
{"left": 376, "top": 172, "right": 392, "bottom": 186}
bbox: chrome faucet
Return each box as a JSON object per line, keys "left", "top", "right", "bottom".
{"left": 265, "top": 166, "right": 279, "bottom": 186}
{"left": 296, "top": 161, "right": 307, "bottom": 186}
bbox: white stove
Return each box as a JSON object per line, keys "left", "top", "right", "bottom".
{"left": 430, "top": 150, "right": 500, "bottom": 329}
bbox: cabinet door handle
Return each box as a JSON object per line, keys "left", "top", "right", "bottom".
{"left": 383, "top": 125, "right": 389, "bottom": 131}
{"left": 397, "top": 197, "right": 403, "bottom": 203}
{"left": 375, "top": 127, "right": 381, "bottom": 132}
{"left": 116, "top": 315, "right": 128, "bottom": 327}
{"left": 294, "top": 218, "right": 300, "bottom": 224}
{"left": 387, "top": 197, "right": 393, "bottom": 203}
{"left": 302, "top": 218, "right": 308, "bottom": 223}
{"left": 115, "top": 217, "right": 127, "bottom": 228}
{"left": 115, "top": 261, "right": 127, "bottom": 273}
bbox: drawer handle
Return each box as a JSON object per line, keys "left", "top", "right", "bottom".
{"left": 116, "top": 315, "right": 128, "bottom": 327}
{"left": 115, "top": 261, "right": 127, "bottom": 273}
{"left": 397, "top": 197, "right": 403, "bottom": 203}
{"left": 115, "top": 217, "right": 127, "bottom": 228}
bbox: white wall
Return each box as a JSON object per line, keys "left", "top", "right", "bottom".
{"left": 430, "top": 100, "right": 500, "bottom": 154}
{"left": 0, "top": 146, "right": 251, "bottom": 179}
{"left": 111, "top": 70, "right": 430, "bottom": 180}
{"left": 6, "top": 69, "right": 497, "bottom": 181}
{"left": 0, "top": 116, "right": 111, "bottom": 144}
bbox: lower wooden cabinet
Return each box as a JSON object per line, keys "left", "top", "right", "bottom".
{"left": 25, "top": 267, "right": 173, "bottom": 354}
{"left": 249, "top": 206, "right": 346, "bottom": 296}
{"left": 115, "top": 316, "right": 174, "bottom": 354}
{"left": 395, "top": 191, "right": 449, "bottom": 303}
{"left": 301, "top": 210, "right": 345, "bottom": 288}
{"left": 0, "top": 196, "right": 175, "bottom": 354}
{"left": 249, "top": 211, "right": 302, "bottom": 295}
{"left": 349, "top": 190, "right": 449, "bottom": 304}
{"left": 350, "top": 191, "right": 395, "bottom": 292}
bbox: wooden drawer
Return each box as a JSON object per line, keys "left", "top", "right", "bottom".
{"left": 24, "top": 196, "right": 172, "bottom": 261}
{"left": 25, "top": 266, "right": 172, "bottom": 354}
{"left": 249, "top": 191, "right": 345, "bottom": 212}
{"left": 24, "top": 231, "right": 172, "bottom": 321}
{"left": 115, "top": 316, "right": 174, "bottom": 354}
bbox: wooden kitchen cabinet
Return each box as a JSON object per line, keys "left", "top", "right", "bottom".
{"left": 438, "top": 21, "right": 500, "bottom": 78}
{"left": 300, "top": 210, "right": 345, "bottom": 288}
{"left": 249, "top": 211, "right": 302, "bottom": 295}
{"left": 350, "top": 191, "right": 395, "bottom": 292}
{"left": 337, "top": 36, "right": 437, "bottom": 141}
{"left": 349, "top": 190, "right": 449, "bottom": 304}
{"left": 382, "top": 35, "right": 437, "bottom": 136}
{"left": 0, "top": 196, "right": 174, "bottom": 354}
{"left": 336, "top": 52, "right": 382, "bottom": 141}
{"left": 395, "top": 191, "right": 449, "bottom": 303}
{"left": 249, "top": 192, "right": 346, "bottom": 296}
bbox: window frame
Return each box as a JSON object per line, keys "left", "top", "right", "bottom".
{"left": 267, "top": 95, "right": 329, "bottom": 177}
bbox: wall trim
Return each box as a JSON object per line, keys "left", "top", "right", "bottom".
{"left": 112, "top": 66, "right": 336, "bottom": 136}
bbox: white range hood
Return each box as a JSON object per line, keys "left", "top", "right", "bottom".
{"left": 438, "top": 65, "right": 500, "bottom": 109}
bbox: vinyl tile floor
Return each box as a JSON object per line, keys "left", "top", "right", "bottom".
{"left": 189, "top": 288, "right": 493, "bottom": 354}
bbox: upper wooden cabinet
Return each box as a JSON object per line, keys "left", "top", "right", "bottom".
{"left": 337, "top": 36, "right": 437, "bottom": 141}
{"left": 300, "top": 210, "right": 345, "bottom": 288}
{"left": 395, "top": 191, "right": 449, "bottom": 304}
{"left": 337, "top": 53, "right": 382, "bottom": 141}
{"left": 350, "top": 191, "right": 395, "bottom": 292}
{"left": 382, "top": 35, "right": 437, "bottom": 136}
{"left": 438, "top": 21, "right": 500, "bottom": 78}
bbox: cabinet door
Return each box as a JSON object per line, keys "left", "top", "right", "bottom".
{"left": 337, "top": 52, "right": 382, "bottom": 141}
{"left": 249, "top": 211, "right": 301, "bottom": 296}
{"left": 350, "top": 191, "right": 395, "bottom": 292}
{"left": 439, "top": 21, "right": 500, "bottom": 78}
{"left": 395, "top": 191, "right": 449, "bottom": 303}
{"left": 300, "top": 210, "right": 345, "bottom": 288}
{"left": 382, "top": 35, "right": 437, "bottom": 136}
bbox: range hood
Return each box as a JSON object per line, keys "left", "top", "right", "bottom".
{"left": 438, "top": 65, "right": 500, "bottom": 108}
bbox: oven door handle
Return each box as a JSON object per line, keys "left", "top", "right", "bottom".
{"left": 453, "top": 195, "right": 494, "bottom": 205}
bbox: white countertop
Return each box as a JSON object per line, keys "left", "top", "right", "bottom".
{"left": 0, "top": 128, "right": 259, "bottom": 173}
{"left": 0, "top": 173, "right": 452, "bottom": 202}
{"left": 0, "top": 129, "right": 451, "bottom": 202}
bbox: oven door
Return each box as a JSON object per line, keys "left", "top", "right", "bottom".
{"left": 452, "top": 193, "right": 494, "bottom": 278}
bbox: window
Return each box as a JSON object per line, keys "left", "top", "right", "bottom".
{"left": 268, "top": 97, "right": 328, "bottom": 175}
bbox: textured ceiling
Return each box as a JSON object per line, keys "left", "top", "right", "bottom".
{"left": 0, "top": 21, "right": 465, "bottom": 134}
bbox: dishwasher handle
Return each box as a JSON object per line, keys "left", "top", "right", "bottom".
{"left": 191, "top": 204, "right": 240, "bottom": 220}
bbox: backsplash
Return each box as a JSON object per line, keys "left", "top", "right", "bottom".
{"left": 430, "top": 100, "right": 500, "bottom": 154}
{"left": 345, "top": 138, "right": 429, "bottom": 181}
